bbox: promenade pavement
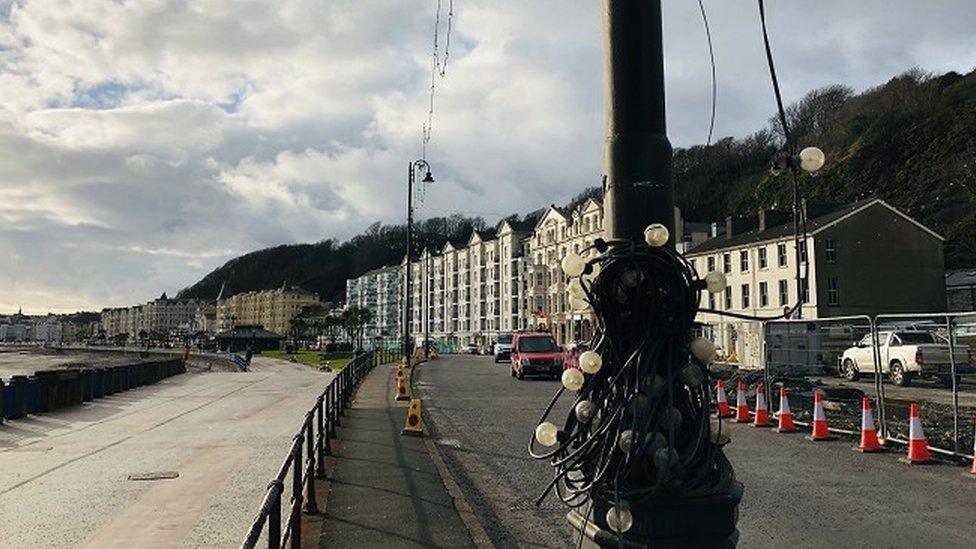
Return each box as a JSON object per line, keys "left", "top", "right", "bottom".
{"left": 0, "top": 356, "right": 333, "bottom": 548}
{"left": 319, "top": 362, "right": 475, "bottom": 548}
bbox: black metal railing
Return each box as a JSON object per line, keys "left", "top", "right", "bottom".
{"left": 240, "top": 348, "right": 397, "bottom": 549}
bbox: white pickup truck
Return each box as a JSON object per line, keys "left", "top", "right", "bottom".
{"left": 840, "top": 330, "right": 972, "bottom": 386}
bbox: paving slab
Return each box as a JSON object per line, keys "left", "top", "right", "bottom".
{"left": 0, "top": 356, "right": 332, "bottom": 548}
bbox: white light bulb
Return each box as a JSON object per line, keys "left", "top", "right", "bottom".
{"left": 574, "top": 400, "right": 596, "bottom": 423}
{"left": 606, "top": 506, "right": 633, "bottom": 533}
{"left": 704, "top": 271, "right": 726, "bottom": 294}
{"left": 653, "top": 447, "right": 679, "bottom": 471}
{"left": 535, "top": 422, "right": 559, "bottom": 447}
{"left": 620, "top": 269, "right": 641, "bottom": 288}
{"left": 648, "top": 374, "right": 666, "bottom": 396}
{"left": 690, "top": 337, "right": 717, "bottom": 363}
{"left": 591, "top": 410, "right": 603, "bottom": 431}
{"left": 680, "top": 364, "right": 703, "bottom": 387}
{"left": 569, "top": 295, "right": 590, "bottom": 312}
{"left": 631, "top": 393, "right": 649, "bottom": 416}
{"left": 644, "top": 223, "right": 669, "bottom": 247}
{"left": 568, "top": 279, "right": 584, "bottom": 298}
{"left": 661, "top": 406, "right": 683, "bottom": 429}
{"left": 618, "top": 429, "right": 634, "bottom": 453}
{"left": 561, "top": 368, "right": 585, "bottom": 391}
{"left": 646, "top": 432, "right": 667, "bottom": 453}
{"left": 799, "top": 146, "right": 825, "bottom": 173}
{"left": 561, "top": 253, "right": 585, "bottom": 277}
{"left": 578, "top": 351, "right": 602, "bottom": 374}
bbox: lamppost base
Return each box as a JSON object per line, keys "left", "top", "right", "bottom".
{"left": 567, "top": 482, "right": 743, "bottom": 549}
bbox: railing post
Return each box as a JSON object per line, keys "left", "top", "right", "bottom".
{"left": 304, "top": 417, "right": 319, "bottom": 514}
{"left": 291, "top": 437, "right": 303, "bottom": 549}
{"left": 331, "top": 380, "right": 341, "bottom": 426}
{"left": 268, "top": 480, "right": 282, "bottom": 549}
{"left": 317, "top": 395, "right": 329, "bottom": 464}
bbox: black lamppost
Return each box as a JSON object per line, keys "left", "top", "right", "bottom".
{"left": 404, "top": 160, "right": 434, "bottom": 368}
{"left": 530, "top": 2, "right": 740, "bottom": 546}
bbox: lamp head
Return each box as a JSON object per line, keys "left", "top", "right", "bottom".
{"left": 422, "top": 171, "right": 435, "bottom": 183}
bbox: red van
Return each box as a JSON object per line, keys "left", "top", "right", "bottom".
{"left": 510, "top": 332, "right": 563, "bottom": 380}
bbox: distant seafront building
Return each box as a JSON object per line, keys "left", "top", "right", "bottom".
{"left": 100, "top": 294, "right": 207, "bottom": 341}
{"left": 215, "top": 284, "right": 320, "bottom": 336}
{"left": 346, "top": 265, "right": 402, "bottom": 342}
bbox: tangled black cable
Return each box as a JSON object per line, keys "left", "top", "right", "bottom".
{"left": 529, "top": 238, "right": 734, "bottom": 535}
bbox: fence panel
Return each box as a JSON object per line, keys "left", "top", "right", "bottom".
{"left": 874, "top": 313, "right": 976, "bottom": 458}
{"left": 758, "top": 316, "right": 876, "bottom": 435}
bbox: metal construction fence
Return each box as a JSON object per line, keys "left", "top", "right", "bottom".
{"left": 715, "top": 312, "right": 976, "bottom": 459}
{"left": 239, "top": 349, "right": 395, "bottom": 549}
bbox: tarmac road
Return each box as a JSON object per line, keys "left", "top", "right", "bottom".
{"left": 417, "top": 355, "right": 976, "bottom": 549}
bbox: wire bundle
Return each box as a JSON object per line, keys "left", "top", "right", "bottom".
{"left": 529, "top": 239, "right": 734, "bottom": 531}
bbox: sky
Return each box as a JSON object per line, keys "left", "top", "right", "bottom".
{"left": 1, "top": 0, "right": 974, "bottom": 314}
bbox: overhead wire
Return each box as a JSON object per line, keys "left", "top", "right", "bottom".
{"left": 697, "top": 0, "right": 810, "bottom": 322}
{"left": 421, "top": 0, "right": 454, "bottom": 161}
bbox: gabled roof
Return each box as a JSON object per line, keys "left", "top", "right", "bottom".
{"left": 534, "top": 204, "right": 569, "bottom": 230}
{"left": 686, "top": 199, "right": 941, "bottom": 255}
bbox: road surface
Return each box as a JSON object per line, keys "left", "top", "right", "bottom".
{"left": 416, "top": 355, "right": 976, "bottom": 548}
{"left": 0, "top": 356, "right": 332, "bottom": 548}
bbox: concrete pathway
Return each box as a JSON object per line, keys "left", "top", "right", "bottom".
{"left": 319, "top": 364, "right": 475, "bottom": 548}
{"left": 0, "top": 357, "right": 332, "bottom": 548}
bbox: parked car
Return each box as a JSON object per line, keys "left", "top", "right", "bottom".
{"left": 494, "top": 333, "right": 514, "bottom": 363}
{"left": 511, "top": 332, "right": 563, "bottom": 380}
{"left": 463, "top": 344, "right": 480, "bottom": 355}
{"left": 839, "top": 330, "right": 972, "bottom": 386}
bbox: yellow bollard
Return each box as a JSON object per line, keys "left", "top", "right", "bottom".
{"left": 401, "top": 398, "right": 423, "bottom": 436}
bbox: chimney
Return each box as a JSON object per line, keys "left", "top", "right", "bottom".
{"left": 759, "top": 210, "right": 767, "bottom": 232}
{"left": 725, "top": 216, "right": 733, "bottom": 240}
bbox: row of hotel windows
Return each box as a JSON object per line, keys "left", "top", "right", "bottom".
{"left": 695, "top": 239, "right": 837, "bottom": 274}
{"left": 707, "top": 276, "right": 840, "bottom": 309}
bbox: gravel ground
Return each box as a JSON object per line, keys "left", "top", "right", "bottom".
{"left": 418, "top": 355, "right": 976, "bottom": 548}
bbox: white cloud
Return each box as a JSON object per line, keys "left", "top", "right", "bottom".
{"left": 0, "top": 0, "right": 974, "bottom": 313}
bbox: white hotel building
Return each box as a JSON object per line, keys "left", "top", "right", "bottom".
{"left": 347, "top": 198, "right": 945, "bottom": 355}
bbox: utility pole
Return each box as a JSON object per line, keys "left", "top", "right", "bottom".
{"left": 404, "top": 160, "right": 434, "bottom": 368}
{"left": 602, "top": 0, "right": 673, "bottom": 244}
{"left": 566, "top": 1, "right": 741, "bottom": 546}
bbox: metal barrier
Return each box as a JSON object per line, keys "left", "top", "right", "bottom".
{"left": 239, "top": 349, "right": 395, "bottom": 549}
{"left": 874, "top": 313, "right": 976, "bottom": 458}
{"left": 714, "top": 312, "right": 976, "bottom": 460}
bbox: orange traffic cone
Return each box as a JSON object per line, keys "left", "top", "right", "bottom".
{"left": 806, "top": 391, "right": 834, "bottom": 441}
{"left": 715, "top": 380, "right": 732, "bottom": 418}
{"left": 854, "top": 397, "right": 883, "bottom": 453}
{"left": 734, "top": 380, "right": 750, "bottom": 423}
{"left": 900, "top": 403, "right": 932, "bottom": 464}
{"left": 775, "top": 386, "right": 796, "bottom": 433}
{"left": 752, "top": 383, "right": 772, "bottom": 427}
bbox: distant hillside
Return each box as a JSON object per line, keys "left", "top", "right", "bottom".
{"left": 180, "top": 68, "right": 976, "bottom": 302}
